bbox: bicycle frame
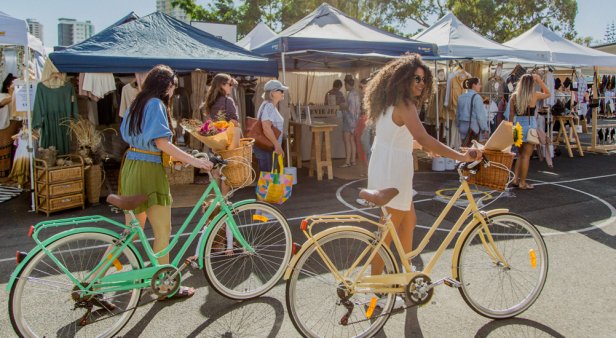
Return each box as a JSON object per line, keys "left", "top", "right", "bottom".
{"left": 287, "top": 177, "right": 511, "bottom": 296}
{"left": 7, "top": 176, "right": 256, "bottom": 294}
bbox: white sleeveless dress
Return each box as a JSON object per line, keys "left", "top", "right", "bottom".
{"left": 367, "top": 106, "right": 414, "bottom": 211}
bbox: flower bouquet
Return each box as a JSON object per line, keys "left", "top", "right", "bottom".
{"left": 180, "top": 118, "right": 235, "bottom": 151}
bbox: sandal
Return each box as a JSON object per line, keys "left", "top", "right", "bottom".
{"left": 518, "top": 183, "right": 535, "bottom": 190}
{"left": 351, "top": 162, "right": 357, "bottom": 166}
{"left": 339, "top": 163, "right": 352, "bottom": 168}
{"left": 158, "top": 286, "right": 195, "bottom": 301}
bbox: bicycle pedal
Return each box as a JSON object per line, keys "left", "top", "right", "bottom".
{"left": 443, "top": 278, "right": 461, "bottom": 288}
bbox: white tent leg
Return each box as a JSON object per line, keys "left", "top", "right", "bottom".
{"left": 25, "top": 47, "right": 35, "bottom": 211}
{"left": 281, "top": 52, "right": 286, "bottom": 84}
{"left": 434, "top": 60, "right": 440, "bottom": 141}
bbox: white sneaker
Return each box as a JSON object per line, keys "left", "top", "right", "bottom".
{"left": 376, "top": 295, "right": 405, "bottom": 310}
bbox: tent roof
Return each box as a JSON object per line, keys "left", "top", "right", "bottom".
{"left": 413, "top": 12, "right": 547, "bottom": 62}
{"left": 0, "top": 11, "right": 29, "bottom": 47}
{"left": 236, "top": 22, "right": 277, "bottom": 50}
{"left": 504, "top": 24, "right": 616, "bottom": 67}
{"left": 252, "top": 3, "right": 436, "bottom": 58}
{"left": 49, "top": 12, "right": 278, "bottom": 76}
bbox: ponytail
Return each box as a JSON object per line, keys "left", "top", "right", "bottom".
{"left": 463, "top": 77, "right": 480, "bottom": 89}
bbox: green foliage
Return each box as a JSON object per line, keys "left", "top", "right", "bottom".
{"left": 446, "top": 0, "right": 578, "bottom": 43}
{"left": 171, "top": 0, "right": 581, "bottom": 44}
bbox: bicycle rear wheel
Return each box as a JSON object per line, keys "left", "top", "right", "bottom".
{"left": 457, "top": 213, "right": 548, "bottom": 319}
{"left": 286, "top": 230, "right": 398, "bottom": 338}
{"left": 203, "top": 202, "right": 292, "bottom": 300}
{"left": 9, "top": 231, "right": 142, "bottom": 338}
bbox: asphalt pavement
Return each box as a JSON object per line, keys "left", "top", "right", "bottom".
{"left": 1, "top": 150, "right": 616, "bottom": 337}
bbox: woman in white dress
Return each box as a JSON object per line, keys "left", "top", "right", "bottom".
{"left": 365, "top": 55, "right": 481, "bottom": 279}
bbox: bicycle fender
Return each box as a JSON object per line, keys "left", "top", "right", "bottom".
{"left": 195, "top": 199, "right": 257, "bottom": 269}
{"left": 283, "top": 226, "right": 398, "bottom": 280}
{"left": 6, "top": 227, "right": 144, "bottom": 291}
{"left": 451, "top": 208, "right": 509, "bottom": 279}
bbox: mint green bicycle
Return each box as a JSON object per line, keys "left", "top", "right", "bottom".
{"left": 7, "top": 155, "right": 293, "bottom": 338}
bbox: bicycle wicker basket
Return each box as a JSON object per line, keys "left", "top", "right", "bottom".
{"left": 462, "top": 149, "right": 514, "bottom": 191}
{"left": 215, "top": 138, "right": 255, "bottom": 188}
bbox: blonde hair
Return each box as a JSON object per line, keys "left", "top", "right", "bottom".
{"left": 513, "top": 74, "right": 534, "bottom": 115}
{"left": 364, "top": 54, "right": 433, "bottom": 123}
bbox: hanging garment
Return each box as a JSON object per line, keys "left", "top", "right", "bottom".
{"left": 119, "top": 82, "right": 139, "bottom": 117}
{"left": 8, "top": 129, "right": 31, "bottom": 187}
{"left": 32, "top": 83, "right": 79, "bottom": 155}
{"left": 80, "top": 73, "right": 116, "bottom": 100}
{"left": 0, "top": 93, "right": 10, "bottom": 130}
{"left": 545, "top": 72, "right": 556, "bottom": 106}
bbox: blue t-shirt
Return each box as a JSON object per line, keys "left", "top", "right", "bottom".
{"left": 121, "top": 98, "right": 172, "bottom": 163}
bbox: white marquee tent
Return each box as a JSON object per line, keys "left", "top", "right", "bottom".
{"left": 236, "top": 22, "right": 277, "bottom": 50}
{"left": 0, "top": 11, "right": 44, "bottom": 209}
{"left": 504, "top": 24, "right": 616, "bottom": 67}
{"left": 413, "top": 12, "right": 548, "bottom": 62}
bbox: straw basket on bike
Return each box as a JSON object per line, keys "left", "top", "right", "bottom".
{"left": 215, "top": 138, "right": 255, "bottom": 188}
{"left": 462, "top": 149, "right": 514, "bottom": 191}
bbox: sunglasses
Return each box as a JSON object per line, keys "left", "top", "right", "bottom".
{"left": 275, "top": 89, "right": 285, "bottom": 93}
{"left": 225, "top": 82, "right": 235, "bottom": 87}
{"left": 413, "top": 75, "right": 426, "bottom": 84}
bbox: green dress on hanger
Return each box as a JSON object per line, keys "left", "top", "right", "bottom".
{"left": 32, "top": 83, "right": 79, "bottom": 155}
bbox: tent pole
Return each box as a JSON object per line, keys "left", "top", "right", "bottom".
{"left": 25, "top": 47, "right": 35, "bottom": 211}
{"left": 281, "top": 52, "right": 287, "bottom": 84}
{"left": 434, "top": 60, "right": 440, "bottom": 141}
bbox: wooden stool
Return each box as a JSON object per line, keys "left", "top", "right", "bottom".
{"left": 288, "top": 121, "right": 303, "bottom": 168}
{"left": 308, "top": 123, "right": 337, "bottom": 180}
{"left": 554, "top": 115, "right": 584, "bottom": 157}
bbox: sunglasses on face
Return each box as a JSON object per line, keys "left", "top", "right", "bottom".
{"left": 225, "top": 82, "right": 235, "bottom": 87}
{"left": 413, "top": 75, "right": 426, "bottom": 84}
{"left": 275, "top": 89, "right": 284, "bottom": 93}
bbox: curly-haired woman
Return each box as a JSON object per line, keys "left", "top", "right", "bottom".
{"left": 365, "top": 55, "right": 480, "bottom": 306}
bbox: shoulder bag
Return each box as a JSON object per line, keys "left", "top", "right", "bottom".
{"left": 461, "top": 94, "right": 480, "bottom": 147}
{"left": 525, "top": 108, "right": 540, "bottom": 145}
{"left": 245, "top": 103, "right": 282, "bottom": 151}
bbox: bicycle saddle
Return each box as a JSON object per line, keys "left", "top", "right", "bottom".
{"left": 106, "top": 194, "right": 148, "bottom": 211}
{"left": 358, "top": 188, "right": 399, "bottom": 206}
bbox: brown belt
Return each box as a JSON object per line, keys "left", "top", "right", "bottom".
{"left": 128, "top": 147, "right": 161, "bottom": 156}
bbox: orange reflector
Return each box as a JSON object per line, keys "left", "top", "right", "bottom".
{"left": 529, "top": 249, "right": 537, "bottom": 269}
{"left": 366, "top": 297, "right": 378, "bottom": 318}
{"left": 27, "top": 226, "right": 34, "bottom": 237}
{"left": 301, "top": 219, "right": 308, "bottom": 231}
{"left": 108, "top": 254, "right": 123, "bottom": 270}
{"left": 292, "top": 242, "right": 299, "bottom": 255}
{"left": 252, "top": 214, "right": 268, "bottom": 222}
{"left": 16, "top": 251, "right": 25, "bottom": 264}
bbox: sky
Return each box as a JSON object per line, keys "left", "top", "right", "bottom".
{"left": 2, "top": 0, "right": 614, "bottom": 48}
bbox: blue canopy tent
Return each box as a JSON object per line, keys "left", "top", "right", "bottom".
{"left": 251, "top": 3, "right": 438, "bottom": 74}
{"left": 49, "top": 12, "right": 278, "bottom": 76}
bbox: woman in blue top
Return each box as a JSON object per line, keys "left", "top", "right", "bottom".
{"left": 456, "top": 77, "right": 489, "bottom": 146}
{"left": 120, "top": 65, "right": 213, "bottom": 299}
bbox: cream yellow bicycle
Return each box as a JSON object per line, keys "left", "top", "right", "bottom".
{"left": 284, "top": 158, "right": 548, "bottom": 337}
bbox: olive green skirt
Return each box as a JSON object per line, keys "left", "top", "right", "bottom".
{"left": 119, "top": 159, "right": 172, "bottom": 214}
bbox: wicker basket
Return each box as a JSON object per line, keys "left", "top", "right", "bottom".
{"left": 215, "top": 138, "right": 255, "bottom": 188}
{"left": 463, "top": 149, "right": 514, "bottom": 191}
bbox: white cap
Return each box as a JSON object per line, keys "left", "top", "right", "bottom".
{"left": 264, "top": 80, "right": 288, "bottom": 92}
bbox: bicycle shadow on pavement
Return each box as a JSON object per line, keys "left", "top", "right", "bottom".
{"left": 475, "top": 317, "right": 565, "bottom": 338}
{"left": 188, "top": 295, "right": 284, "bottom": 338}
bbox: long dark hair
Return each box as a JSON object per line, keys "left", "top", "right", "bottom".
{"left": 2, "top": 73, "right": 16, "bottom": 93}
{"left": 201, "top": 73, "right": 233, "bottom": 117}
{"left": 364, "top": 54, "right": 433, "bottom": 123}
{"left": 127, "top": 65, "right": 177, "bottom": 136}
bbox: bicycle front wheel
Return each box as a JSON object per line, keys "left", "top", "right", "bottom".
{"left": 286, "top": 230, "right": 398, "bottom": 338}
{"left": 457, "top": 213, "right": 548, "bottom": 319}
{"left": 203, "top": 202, "right": 292, "bottom": 300}
{"left": 9, "top": 231, "right": 143, "bottom": 338}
